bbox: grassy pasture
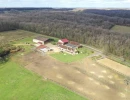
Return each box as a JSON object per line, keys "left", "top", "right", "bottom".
{"left": 111, "top": 25, "right": 130, "bottom": 33}
{"left": 0, "top": 30, "right": 38, "bottom": 44}
{"left": 0, "top": 61, "right": 87, "bottom": 100}
{"left": 12, "top": 37, "right": 34, "bottom": 44}
{"left": 51, "top": 47, "right": 93, "bottom": 63}
{"left": 0, "top": 30, "right": 39, "bottom": 54}
{"left": 12, "top": 37, "right": 35, "bottom": 54}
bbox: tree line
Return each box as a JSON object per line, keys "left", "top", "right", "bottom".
{"left": 0, "top": 21, "right": 18, "bottom": 32}
{"left": 0, "top": 44, "right": 22, "bottom": 63}
{"left": 83, "top": 9, "right": 130, "bottom": 19}
{"left": 83, "top": 9, "right": 130, "bottom": 26}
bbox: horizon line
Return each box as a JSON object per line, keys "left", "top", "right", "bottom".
{"left": 0, "top": 7, "right": 130, "bottom": 9}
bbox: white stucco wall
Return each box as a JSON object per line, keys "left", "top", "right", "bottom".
{"left": 58, "top": 40, "right": 63, "bottom": 43}
{"left": 33, "top": 39, "right": 44, "bottom": 44}
{"left": 40, "top": 48, "right": 48, "bottom": 52}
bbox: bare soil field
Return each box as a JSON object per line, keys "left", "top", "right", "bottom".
{"left": 97, "top": 58, "right": 130, "bottom": 76}
{"left": 18, "top": 52, "right": 130, "bottom": 100}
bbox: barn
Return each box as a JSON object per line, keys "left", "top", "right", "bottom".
{"left": 33, "top": 36, "right": 51, "bottom": 45}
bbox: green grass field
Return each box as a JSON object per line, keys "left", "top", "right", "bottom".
{"left": 51, "top": 47, "right": 93, "bottom": 63}
{"left": 111, "top": 25, "right": 130, "bottom": 33}
{"left": 0, "top": 30, "right": 39, "bottom": 44}
{"left": 0, "top": 61, "right": 87, "bottom": 100}
{"left": 12, "top": 37, "right": 34, "bottom": 44}
{"left": 12, "top": 37, "right": 35, "bottom": 54}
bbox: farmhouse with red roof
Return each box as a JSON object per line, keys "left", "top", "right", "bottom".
{"left": 57, "top": 38, "right": 69, "bottom": 45}
{"left": 57, "top": 39, "right": 81, "bottom": 55}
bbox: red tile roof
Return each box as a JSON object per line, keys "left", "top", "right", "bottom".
{"left": 61, "top": 39, "right": 69, "bottom": 43}
{"left": 37, "top": 45, "right": 47, "bottom": 49}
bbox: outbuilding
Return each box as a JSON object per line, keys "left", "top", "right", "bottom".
{"left": 37, "top": 45, "right": 50, "bottom": 53}
{"left": 33, "top": 36, "right": 51, "bottom": 45}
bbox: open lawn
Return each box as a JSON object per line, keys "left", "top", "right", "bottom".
{"left": 0, "top": 30, "right": 38, "bottom": 44}
{"left": 12, "top": 37, "right": 35, "bottom": 54}
{"left": 51, "top": 47, "right": 93, "bottom": 63}
{"left": 0, "top": 30, "right": 39, "bottom": 54}
{"left": 12, "top": 37, "right": 34, "bottom": 44}
{"left": 111, "top": 25, "right": 130, "bottom": 33}
{"left": 0, "top": 61, "right": 87, "bottom": 100}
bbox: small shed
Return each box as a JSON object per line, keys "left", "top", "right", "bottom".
{"left": 37, "top": 45, "right": 50, "bottom": 52}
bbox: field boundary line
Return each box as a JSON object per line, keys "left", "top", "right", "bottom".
{"left": 73, "top": 66, "right": 128, "bottom": 92}
{"left": 96, "top": 61, "right": 129, "bottom": 78}
{"left": 42, "top": 76, "right": 96, "bottom": 100}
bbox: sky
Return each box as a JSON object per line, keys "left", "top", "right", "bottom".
{"left": 0, "top": 0, "right": 130, "bottom": 8}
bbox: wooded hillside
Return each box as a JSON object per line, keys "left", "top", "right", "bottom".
{"left": 0, "top": 9, "right": 130, "bottom": 60}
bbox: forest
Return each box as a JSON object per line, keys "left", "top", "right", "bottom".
{"left": 83, "top": 9, "right": 130, "bottom": 19}
{"left": 0, "top": 8, "right": 130, "bottom": 61}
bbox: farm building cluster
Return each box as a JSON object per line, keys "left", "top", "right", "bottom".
{"left": 33, "top": 36, "right": 53, "bottom": 53}
{"left": 57, "top": 39, "right": 81, "bottom": 55}
{"left": 33, "top": 36, "right": 82, "bottom": 55}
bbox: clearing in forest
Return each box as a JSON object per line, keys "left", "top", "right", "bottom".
{"left": 111, "top": 25, "right": 130, "bottom": 33}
